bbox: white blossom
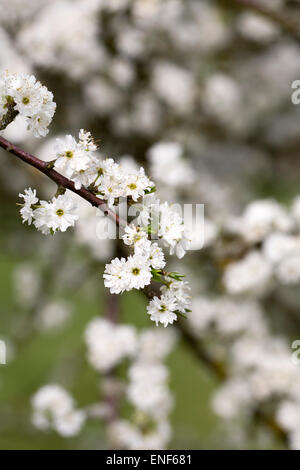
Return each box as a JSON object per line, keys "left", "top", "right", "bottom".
{"left": 127, "top": 362, "right": 172, "bottom": 418}
{"left": 33, "top": 194, "right": 78, "bottom": 234}
{"left": 36, "top": 301, "right": 71, "bottom": 331}
{"left": 144, "top": 242, "right": 166, "bottom": 270}
{"left": 125, "top": 254, "right": 152, "bottom": 290}
{"left": 13, "top": 263, "right": 40, "bottom": 307}
{"left": 85, "top": 318, "right": 137, "bottom": 372}
{"left": 19, "top": 187, "right": 38, "bottom": 225}
{"left": 162, "top": 279, "right": 191, "bottom": 314}
{"left": 53, "top": 410, "right": 86, "bottom": 437}
{"left": 122, "top": 224, "right": 148, "bottom": 248}
{"left": 276, "top": 252, "right": 300, "bottom": 285}
{"left": 223, "top": 251, "right": 272, "bottom": 296}
{"left": 123, "top": 167, "right": 154, "bottom": 201}
{"left": 1, "top": 72, "right": 56, "bottom": 137}
{"left": 158, "top": 202, "right": 185, "bottom": 256}
{"left": 108, "top": 418, "right": 171, "bottom": 450}
{"left": 31, "top": 384, "right": 85, "bottom": 437}
{"left": 147, "top": 142, "right": 194, "bottom": 188}
{"left": 237, "top": 12, "right": 279, "bottom": 44}
{"left": 212, "top": 379, "right": 253, "bottom": 419}
{"left": 147, "top": 292, "right": 178, "bottom": 327}
{"left": 54, "top": 130, "right": 98, "bottom": 189}
{"left": 277, "top": 400, "right": 300, "bottom": 433}
{"left": 152, "top": 62, "right": 196, "bottom": 113}
{"left": 203, "top": 74, "right": 242, "bottom": 123}
{"left": 138, "top": 328, "right": 177, "bottom": 362}
{"left": 263, "top": 232, "right": 300, "bottom": 265}
{"left": 103, "top": 257, "right": 129, "bottom": 294}
{"left": 230, "top": 199, "right": 292, "bottom": 244}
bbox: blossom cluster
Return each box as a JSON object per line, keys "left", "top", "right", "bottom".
{"left": 13, "top": 103, "right": 193, "bottom": 329}
{"left": 147, "top": 279, "right": 191, "bottom": 328}
{"left": 31, "top": 384, "right": 85, "bottom": 437}
{"left": 147, "top": 142, "right": 195, "bottom": 189}
{"left": 104, "top": 217, "right": 191, "bottom": 327}
{"left": 19, "top": 189, "right": 78, "bottom": 235}
{"left": 16, "top": 121, "right": 192, "bottom": 328}
{"left": 53, "top": 130, "right": 154, "bottom": 203}
{"left": 85, "top": 318, "right": 137, "bottom": 372}
{"left": 16, "top": 121, "right": 192, "bottom": 329}
{"left": 222, "top": 198, "right": 300, "bottom": 295}
{"left": 0, "top": 72, "right": 55, "bottom": 137}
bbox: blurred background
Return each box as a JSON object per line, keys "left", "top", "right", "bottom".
{"left": 1, "top": 0, "right": 300, "bottom": 450}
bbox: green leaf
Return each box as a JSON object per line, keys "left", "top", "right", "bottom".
{"left": 175, "top": 310, "right": 188, "bottom": 319}
{"left": 168, "top": 272, "right": 185, "bottom": 281}
{"left": 151, "top": 268, "right": 163, "bottom": 282}
{"left": 144, "top": 186, "right": 156, "bottom": 195}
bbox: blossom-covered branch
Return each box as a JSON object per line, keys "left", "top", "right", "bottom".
{"left": 0, "top": 72, "right": 192, "bottom": 329}
{"left": 0, "top": 136, "right": 122, "bottom": 227}
{"left": 0, "top": 71, "right": 289, "bottom": 446}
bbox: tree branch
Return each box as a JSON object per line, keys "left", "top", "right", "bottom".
{"left": 0, "top": 135, "right": 124, "bottom": 227}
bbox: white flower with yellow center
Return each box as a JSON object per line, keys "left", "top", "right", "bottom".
{"left": 104, "top": 257, "right": 130, "bottom": 294}
{"left": 147, "top": 292, "right": 178, "bottom": 327}
{"left": 123, "top": 167, "right": 154, "bottom": 201}
{"left": 125, "top": 254, "right": 152, "bottom": 290}
{"left": 122, "top": 224, "right": 148, "bottom": 247}
{"left": 54, "top": 134, "right": 90, "bottom": 177}
{"left": 47, "top": 194, "right": 78, "bottom": 232}
{"left": 33, "top": 194, "right": 78, "bottom": 234}
{"left": 13, "top": 74, "right": 44, "bottom": 117}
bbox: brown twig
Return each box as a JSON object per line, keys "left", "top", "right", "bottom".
{"left": 0, "top": 135, "right": 124, "bottom": 227}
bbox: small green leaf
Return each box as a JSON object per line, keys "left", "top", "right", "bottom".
{"left": 151, "top": 268, "right": 163, "bottom": 282}
{"left": 145, "top": 186, "right": 156, "bottom": 195}
{"left": 168, "top": 272, "right": 185, "bottom": 281}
